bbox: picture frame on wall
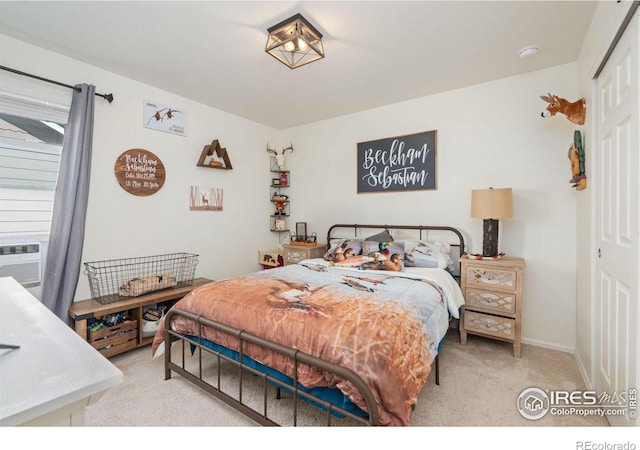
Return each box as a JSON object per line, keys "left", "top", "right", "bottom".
{"left": 272, "top": 178, "right": 281, "bottom": 186}
{"left": 143, "top": 99, "right": 186, "bottom": 136}
{"left": 189, "top": 185, "right": 223, "bottom": 211}
{"left": 357, "top": 129, "right": 437, "bottom": 193}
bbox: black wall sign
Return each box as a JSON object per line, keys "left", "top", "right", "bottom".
{"left": 357, "top": 130, "right": 437, "bottom": 193}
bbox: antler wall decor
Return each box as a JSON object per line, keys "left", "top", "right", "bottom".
{"left": 267, "top": 143, "right": 294, "bottom": 170}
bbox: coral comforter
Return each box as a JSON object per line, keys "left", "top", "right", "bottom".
{"left": 152, "top": 260, "right": 464, "bottom": 426}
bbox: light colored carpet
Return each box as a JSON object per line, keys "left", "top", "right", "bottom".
{"left": 84, "top": 328, "right": 608, "bottom": 428}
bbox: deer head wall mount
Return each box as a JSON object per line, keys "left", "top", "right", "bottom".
{"left": 540, "top": 93, "right": 586, "bottom": 125}
{"left": 267, "top": 143, "right": 293, "bottom": 170}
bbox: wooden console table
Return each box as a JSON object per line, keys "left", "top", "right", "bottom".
{"left": 68, "top": 277, "right": 212, "bottom": 357}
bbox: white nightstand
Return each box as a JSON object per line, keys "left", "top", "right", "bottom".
{"left": 459, "top": 256, "right": 526, "bottom": 357}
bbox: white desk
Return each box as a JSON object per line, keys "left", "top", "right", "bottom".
{"left": 0, "top": 277, "right": 122, "bottom": 426}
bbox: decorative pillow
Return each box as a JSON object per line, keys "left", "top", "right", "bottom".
{"left": 362, "top": 240, "right": 402, "bottom": 257}
{"left": 360, "top": 241, "right": 405, "bottom": 271}
{"left": 334, "top": 255, "right": 374, "bottom": 268}
{"left": 359, "top": 251, "right": 404, "bottom": 272}
{"left": 365, "top": 230, "right": 393, "bottom": 242}
{"left": 402, "top": 239, "right": 454, "bottom": 270}
{"left": 323, "top": 238, "right": 363, "bottom": 262}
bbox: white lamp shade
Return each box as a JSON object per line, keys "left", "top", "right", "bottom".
{"left": 471, "top": 188, "right": 513, "bottom": 219}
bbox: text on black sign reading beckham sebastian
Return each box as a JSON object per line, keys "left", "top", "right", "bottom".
{"left": 359, "top": 138, "right": 434, "bottom": 191}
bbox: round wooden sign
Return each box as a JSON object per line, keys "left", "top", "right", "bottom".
{"left": 114, "top": 149, "right": 166, "bottom": 196}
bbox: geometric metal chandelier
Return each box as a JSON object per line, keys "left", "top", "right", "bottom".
{"left": 265, "top": 13, "right": 324, "bottom": 69}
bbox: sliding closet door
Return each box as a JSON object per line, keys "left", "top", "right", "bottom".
{"left": 595, "top": 9, "right": 639, "bottom": 427}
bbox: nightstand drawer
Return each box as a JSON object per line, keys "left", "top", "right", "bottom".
{"left": 285, "top": 249, "right": 308, "bottom": 264}
{"left": 463, "top": 310, "right": 514, "bottom": 341}
{"left": 464, "top": 265, "right": 518, "bottom": 292}
{"left": 464, "top": 287, "right": 516, "bottom": 315}
{"left": 282, "top": 244, "right": 326, "bottom": 265}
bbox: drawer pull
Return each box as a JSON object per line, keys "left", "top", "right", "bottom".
{"left": 485, "top": 322, "right": 491, "bottom": 328}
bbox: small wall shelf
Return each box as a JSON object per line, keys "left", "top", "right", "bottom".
{"left": 197, "top": 139, "right": 233, "bottom": 170}
{"left": 270, "top": 163, "right": 290, "bottom": 243}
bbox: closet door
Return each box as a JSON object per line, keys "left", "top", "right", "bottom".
{"left": 595, "top": 9, "right": 639, "bottom": 427}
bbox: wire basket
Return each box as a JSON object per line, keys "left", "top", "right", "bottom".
{"left": 84, "top": 253, "right": 199, "bottom": 304}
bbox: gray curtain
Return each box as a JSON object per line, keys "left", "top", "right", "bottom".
{"left": 41, "top": 84, "right": 95, "bottom": 320}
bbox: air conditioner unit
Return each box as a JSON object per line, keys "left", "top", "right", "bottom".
{"left": 0, "top": 243, "right": 42, "bottom": 286}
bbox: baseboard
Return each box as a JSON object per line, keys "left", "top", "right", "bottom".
{"left": 573, "top": 351, "right": 593, "bottom": 389}
{"left": 522, "top": 337, "right": 594, "bottom": 389}
{"left": 521, "top": 336, "right": 575, "bottom": 354}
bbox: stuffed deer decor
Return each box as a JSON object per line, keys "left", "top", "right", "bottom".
{"left": 540, "top": 93, "right": 586, "bottom": 125}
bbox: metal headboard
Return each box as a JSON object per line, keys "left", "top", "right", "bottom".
{"left": 326, "top": 224, "right": 465, "bottom": 278}
{"left": 326, "top": 224, "right": 464, "bottom": 255}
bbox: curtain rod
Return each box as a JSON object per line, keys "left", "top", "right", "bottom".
{"left": 0, "top": 65, "right": 114, "bottom": 103}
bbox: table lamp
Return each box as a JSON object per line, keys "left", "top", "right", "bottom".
{"left": 471, "top": 187, "right": 513, "bottom": 257}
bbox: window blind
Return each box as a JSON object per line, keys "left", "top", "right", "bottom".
{"left": 0, "top": 71, "right": 68, "bottom": 237}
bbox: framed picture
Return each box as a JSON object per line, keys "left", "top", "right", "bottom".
{"left": 189, "top": 185, "right": 223, "bottom": 211}
{"left": 296, "top": 222, "right": 307, "bottom": 241}
{"left": 272, "top": 178, "right": 281, "bottom": 186}
{"left": 143, "top": 99, "right": 186, "bottom": 136}
{"left": 274, "top": 219, "right": 286, "bottom": 231}
{"left": 357, "top": 129, "right": 437, "bottom": 193}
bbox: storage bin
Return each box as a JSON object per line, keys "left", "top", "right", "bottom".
{"left": 84, "top": 253, "right": 198, "bottom": 304}
{"left": 141, "top": 305, "right": 166, "bottom": 338}
{"left": 89, "top": 320, "right": 138, "bottom": 357}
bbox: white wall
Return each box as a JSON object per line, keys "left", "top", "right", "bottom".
{"left": 283, "top": 63, "right": 580, "bottom": 351}
{"left": 0, "top": 34, "right": 281, "bottom": 302}
{"left": 1, "top": 33, "right": 582, "bottom": 351}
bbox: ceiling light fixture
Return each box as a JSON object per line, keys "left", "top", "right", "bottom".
{"left": 265, "top": 13, "right": 324, "bottom": 69}
{"left": 518, "top": 45, "right": 539, "bottom": 59}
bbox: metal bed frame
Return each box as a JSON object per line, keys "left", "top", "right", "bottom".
{"left": 164, "top": 308, "right": 379, "bottom": 425}
{"left": 163, "top": 224, "right": 465, "bottom": 426}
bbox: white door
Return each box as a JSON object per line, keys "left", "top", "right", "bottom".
{"left": 595, "top": 10, "right": 639, "bottom": 427}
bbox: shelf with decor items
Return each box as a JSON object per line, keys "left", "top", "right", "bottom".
{"left": 459, "top": 256, "right": 525, "bottom": 358}
{"left": 270, "top": 169, "right": 290, "bottom": 242}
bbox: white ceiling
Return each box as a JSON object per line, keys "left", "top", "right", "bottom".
{"left": 0, "top": 1, "right": 597, "bottom": 130}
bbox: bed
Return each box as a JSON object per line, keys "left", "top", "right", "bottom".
{"left": 152, "top": 224, "right": 465, "bottom": 426}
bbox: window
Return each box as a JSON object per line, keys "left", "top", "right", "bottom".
{"left": 0, "top": 73, "right": 70, "bottom": 239}
{"left": 0, "top": 72, "right": 71, "bottom": 287}
{"left": 0, "top": 112, "right": 64, "bottom": 236}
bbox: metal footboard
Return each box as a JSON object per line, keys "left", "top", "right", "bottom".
{"left": 163, "top": 307, "right": 380, "bottom": 426}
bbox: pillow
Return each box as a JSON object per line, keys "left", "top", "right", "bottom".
{"left": 334, "top": 255, "right": 374, "bottom": 268}
{"left": 323, "top": 238, "right": 363, "bottom": 262}
{"left": 360, "top": 241, "right": 405, "bottom": 271}
{"left": 361, "top": 240, "right": 403, "bottom": 257}
{"left": 365, "top": 229, "right": 393, "bottom": 242}
{"left": 359, "top": 251, "right": 404, "bottom": 272}
{"left": 402, "top": 239, "right": 454, "bottom": 270}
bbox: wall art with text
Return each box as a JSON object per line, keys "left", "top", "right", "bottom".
{"left": 357, "top": 130, "right": 436, "bottom": 193}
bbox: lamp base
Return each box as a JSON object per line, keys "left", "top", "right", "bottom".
{"left": 482, "top": 219, "right": 500, "bottom": 257}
